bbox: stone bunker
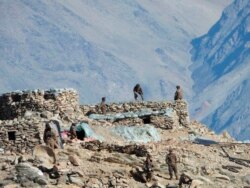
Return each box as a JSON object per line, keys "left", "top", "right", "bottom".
{"left": 0, "top": 88, "right": 190, "bottom": 153}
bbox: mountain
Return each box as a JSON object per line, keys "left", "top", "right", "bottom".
{"left": 0, "top": 0, "right": 231, "bottom": 103}
{"left": 190, "top": 0, "right": 250, "bottom": 140}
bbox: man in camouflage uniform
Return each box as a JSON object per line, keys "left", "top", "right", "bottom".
{"left": 100, "top": 97, "right": 107, "bottom": 114}
{"left": 133, "top": 84, "right": 144, "bottom": 101}
{"left": 43, "top": 122, "right": 59, "bottom": 150}
{"left": 174, "top": 85, "right": 183, "bottom": 101}
{"left": 142, "top": 153, "right": 154, "bottom": 182}
{"left": 178, "top": 173, "right": 192, "bottom": 188}
{"left": 166, "top": 148, "right": 178, "bottom": 180}
{"left": 69, "top": 123, "right": 77, "bottom": 140}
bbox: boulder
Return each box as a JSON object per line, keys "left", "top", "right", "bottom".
{"left": 33, "top": 145, "right": 56, "bottom": 168}
{"left": 15, "top": 163, "right": 48, "bottom": 185}
{"left": 242, "top": 174, "right": 250, "bottom": 185}
{"left": 214, "top": 174, "right": 230, "bottom": 181}
{"left": 69, "top": 177, "right": 85, "bottom": 187}
{"left": 69, "top": 155, "right": 81, "bottom": 166}
{"left": 190, "top": 179, "right": 203, "bottom": 188}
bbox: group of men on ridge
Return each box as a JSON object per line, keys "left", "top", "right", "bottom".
{"left": 100, "top": 84, "right": 183, "bottom": 114}
{"left": 43, "top": 84, "right": 188, "bottom": 187}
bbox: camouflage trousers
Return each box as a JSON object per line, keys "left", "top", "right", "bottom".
{"left": 46, "top": 138, "right": 59, "bottom": 150}
{"left": 168, "top": 164, "right": 178, "bottom": 179}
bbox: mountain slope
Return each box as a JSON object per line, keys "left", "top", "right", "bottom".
{"left": 190, "top": 0, "right": 250, "bottom": 140}
{"left": 0, "top": 0, "right": 230, "bottom": 103}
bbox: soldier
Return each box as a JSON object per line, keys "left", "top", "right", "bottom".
{"left": 69, "top": 123, "right": 77, "bottom": 140}
{"left": 43, "top": 122, "right": 59, "bottom": 150}
{"left": 174, "top": 85, "right": 183, "bottom": 101}
{"left": 100, "top": 97, "right": 107, "bottom": 114}
{"left": 166, "top": 148, "right": 178, "bottom": 180}
{"left": 178, "top": 173, "right": 192, "bottom": 188}
{"left": 143, "top": 153, "right": 154, "bottom": 182}
{"left": 133, "top": 84, "right": 144, "bottom": 101}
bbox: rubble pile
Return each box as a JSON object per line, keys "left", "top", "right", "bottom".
{"left": 83, "top": 171, "right": 130, "bottom": 188}
{"left": 150, "top": 115, "right": 178, "bottom": 129}
{"left": 81, "top": 140, "right": 148, "bottom": 157}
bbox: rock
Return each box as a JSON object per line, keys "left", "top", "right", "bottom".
{"left": 196, "top": 176, "right": 213, "bottom": 185}
{"left": 15, "top": 163, "right": 47, "bottom": 184}
{"left": 20, "top": 181, "right": 39, "bottom": 188}
{"left": 69, "top": 155, "right": 81, "bottom": 166}
{"left": 1, "top": 163, "right": 9, "bottom": 170}
{"left": 242, "top": 174, "right": 250, "bottom": 185}
{"left": 3, "top": 184, "right": 20, "bottom": 188}
{"left": 71, "top": 170, "right": 84, "bottom": 177}
{"left": 69, "top": 177, "right": 85, "bottom": 187}
{"left": 101, "top": 177, "right": 109, "bottom": 185}
{"left": 149, "top": 182, "right": 165, "bottom": 188}
{"left": 190, "top": 179, "right": 203, "bottom": 187}
{"left": 33, "top": 145, "right": 56, "bottom": 168}
{"left": 0, "top": 180, "right": 18, "bottom": 188}
{"left": 34, "top": 176, "right": 48, "bottom": 185}
{"left": 24, "top": 111, "right": 33, "bottom": 117}
{"left": 222, "top": 131, "right": 231, "bottom": 140}
{"left": 40, "top": 111, "right": 54, "bottom": 119}
{"left": 0, "top": 148, "right": 4, "bottom": 154}
{"left": 214, "top": 174, "right": 230, "bottom": 181}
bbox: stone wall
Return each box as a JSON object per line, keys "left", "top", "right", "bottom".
{"left": 0, "top": 88, "right": 190, "bottom": 153}
{"left": 0, "top": 89, "right": 79, "bottom": 120}
{"left": 0, "top": 119, "right": 41, "bottom": 153}
{"left": 0, "top": 89, "right": 80, "bottom": 153}
{"left": 80, "top": 100, "right": 190, "bottom": 127}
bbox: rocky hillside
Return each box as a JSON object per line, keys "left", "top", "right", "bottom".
{"left": 0, "top": 89, "right": 249, "bottom": 188}
{"left": 190, "top": 0, "right": 250, "bottom": 140}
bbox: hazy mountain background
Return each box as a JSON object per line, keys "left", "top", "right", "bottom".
{"left": 190, "top": 0, "right": 250, "bottom": 140}
{"left": 2, "top": 0, "right": 249, "bottom": 140}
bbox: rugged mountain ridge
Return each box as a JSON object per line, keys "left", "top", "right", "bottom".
{"left": 0, "top": 0, "right": 230, "bottom": 103}
{"left": 190, "top": 0, "right": 250, "bottom": 140}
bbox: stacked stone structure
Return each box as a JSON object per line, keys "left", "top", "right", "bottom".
{"left": 0, "top": 88, "right": 79, "bottom": 120}
{"left": 0, "top": 88, "right": 190, "bottom": 154}
{"left": 0, "top": 89, "right": 80, "bottom": 153}
{"left": 81, "top": 100, "right": 190, "bottom": 128}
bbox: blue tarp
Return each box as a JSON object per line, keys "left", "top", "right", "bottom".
{"left": 49, "top": 119, "right": 64, "bottom": 149}
{"left": 76, "top": 122, "right": 103, "bottom": 140}
{"left": 112, "top": 125, "right": 161, "bottom": 143}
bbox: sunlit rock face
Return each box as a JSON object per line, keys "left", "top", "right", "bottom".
{"left": 190, "top": 0, "right": 250, "bottom": 140}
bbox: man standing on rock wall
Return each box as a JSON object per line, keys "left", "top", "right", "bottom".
{"left": 174, "top": 85, "right": 183, "bottom": 101}
{"left": 133, "top": 84, "right": 144, "bottom": 101}
{"left": 166, "top": 148, "right": 178, "bottom": 180}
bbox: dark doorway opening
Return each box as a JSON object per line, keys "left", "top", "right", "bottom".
{"left": 8, "top": 131, "right": 16, "bottom": 141}
{"left": 44, "top": 93, "right": 56, "bottom": 100}
{"left": 142, "top": 116, "right": 151, "bottom": 124}
{"left": 76, "top": 130, "right": 86, "bottom": 140}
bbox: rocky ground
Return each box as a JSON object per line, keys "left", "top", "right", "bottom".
{"left": 0, "top": 118, "right": 250, "bottom": 188}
